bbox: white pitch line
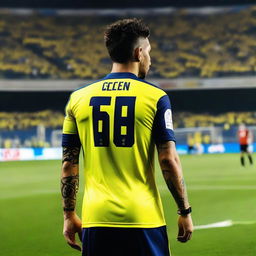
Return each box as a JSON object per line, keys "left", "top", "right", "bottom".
{"left": 194, "top": 220, "right": 233, "bottom": 230}
{"left": 194, "top": 220, "right": 256, "bottom": 230}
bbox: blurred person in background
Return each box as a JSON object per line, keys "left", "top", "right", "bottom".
{"left": 187, "top": 134, "right": 195, "bottom": 154}
{"left": 194, "top": 131, "right": 203, "bottom": 154}
{"left": 60, "top": 18, "right": 193, "bottom": 256}
{"left": 238, "top": 123, "right": 253, "bottom": 166}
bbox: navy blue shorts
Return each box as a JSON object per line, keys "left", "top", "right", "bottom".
{"left": 82, "top": 226, "right": 170, "bottom": 256}
{"left": 240, "top": 144, "right": 248, "bottom": 152}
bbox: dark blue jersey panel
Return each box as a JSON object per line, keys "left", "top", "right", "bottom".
{"left": 104, "top": 72, "right": 138, "bottom": 80}
{"left": 152, "top": 95, "right": 176, "bottom": 145}
{"left": 62, "top": 134, "right": 81, "bottom": 147}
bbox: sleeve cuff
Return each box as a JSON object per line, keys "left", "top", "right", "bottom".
{"left": 62, "top": 134, "right": 81, "bottom": 147}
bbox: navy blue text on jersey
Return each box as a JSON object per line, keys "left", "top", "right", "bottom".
{"left": 102, "top": 81, "right": 130, "bottom": 91}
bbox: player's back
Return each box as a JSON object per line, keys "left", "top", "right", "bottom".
{"left": 63, "top": 72, "right": 175, "bottom": 228}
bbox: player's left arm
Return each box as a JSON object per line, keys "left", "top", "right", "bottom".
{"left": 157, "top": 141, "right": 193, "bottom": 243}
{"left": 61, "top": 96, "right": 82, "bottom": 251}
{"left": 153, "top": 93, "right": 193, "bottom": 243}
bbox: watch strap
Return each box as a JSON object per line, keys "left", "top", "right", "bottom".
{"left": 177, "top": 207, "right": 192, "bottom": 216}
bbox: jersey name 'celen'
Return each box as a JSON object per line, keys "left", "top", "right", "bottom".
{"left": 102, "top": 81, "right": 130, "bottom": 91}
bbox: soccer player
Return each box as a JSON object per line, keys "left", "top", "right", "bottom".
{"left": 61, "top": 18, "right": 193, "bottom": 256}
{"left": 238, "top": 123, "right": 253, "bottom": 166}
{"left": 187, "top": 134, "right": 195, "bottom": 154}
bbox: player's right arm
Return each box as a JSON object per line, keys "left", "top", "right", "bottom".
{"left": 157, "top": 141, "right": 193, "bottom": 242}
{"left": 61, "top": 96, "right": 82, "bottom": 251}
{"left": 61, "top": 146, "right": 82, "bottom": 251}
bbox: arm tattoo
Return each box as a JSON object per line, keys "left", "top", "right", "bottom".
{"left": 163, "top": 170, "right": 188, "bottom": 210}
{"left": 157, "top": 141, "right": 189, "bottom": 210}
{"left": 62, "top": 146, "right": 80, "bottom": 164}
{"left": 61, "top": 175, "right": 79, "bottom": 211}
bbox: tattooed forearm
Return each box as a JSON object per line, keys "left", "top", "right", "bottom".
{"left": 157, "top": 141, "right": 190, "bottom": 210}
{"left": 62, "top": 146, "right": 80, "bottom": 164}
{"left": 163, "top": 170, "right": 189, "bottom": 210}
{"left": 61, "top": 175, "right": 79, "bottom": 211}
{"left": 61, "top": 147, "right": 80, "bottom": 212}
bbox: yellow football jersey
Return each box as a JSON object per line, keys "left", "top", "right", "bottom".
{"left": 62, "top": 72, "right": 175, "bottom": 228}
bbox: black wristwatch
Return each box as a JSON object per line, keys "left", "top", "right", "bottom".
{"left": 177, "top": 207, "right": 192, "bottom": 216}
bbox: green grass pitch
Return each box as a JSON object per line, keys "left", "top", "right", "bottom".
{"left": 1, "top": 153, "right": 256, "bottom": 256}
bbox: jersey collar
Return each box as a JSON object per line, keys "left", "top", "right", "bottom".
{"left": 104, "top": 72, "right": 138, "bottom": 79}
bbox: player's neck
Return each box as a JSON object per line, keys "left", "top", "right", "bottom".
{"left": 111, "top": 62, "right": 139, "bottom": 77}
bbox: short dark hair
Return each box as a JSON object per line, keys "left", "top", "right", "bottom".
{"left": 104, "top": 18, "right": 150, "bottom": 63}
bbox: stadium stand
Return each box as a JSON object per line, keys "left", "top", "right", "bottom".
{"left": 1, "top": 6, "right": 256, "bottom": 79}
{"left": 1, "top": 110, "right": 256, "bottom": 130}
{"left": 173, "top": 112, "right": 256, "bottom": 128}
{"left": 1, "top": 111, "right": 256, "bottom": 148}
{"left": 0, "top": 111, "right": 63, "bottom": 130}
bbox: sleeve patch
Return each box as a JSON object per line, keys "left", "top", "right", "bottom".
{"left": 152, "top": 94, "right": 176, "bottom": 144}
{"left": 164, "top": 109, "right": 173, "bottom": 130}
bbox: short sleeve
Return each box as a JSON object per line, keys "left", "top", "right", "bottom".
{"left": 152, "top": 94, "right": 176, "bottom": 145}
{"left": 62, "top": 98, "right": 81, "bottom": 147}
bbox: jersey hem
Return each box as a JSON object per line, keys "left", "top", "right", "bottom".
{"left": 82, "top": 222, "right": 166, "bottom": 228}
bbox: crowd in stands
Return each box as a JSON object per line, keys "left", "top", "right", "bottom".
{"left": 1, "top": 110, "right": 256, "bottom": 131}
{"left": 173, "top": 111, "right": 256, "bottom": 129}
{"left": 1, "top": 6, "right": 256, "bottom": 79}
{"left": 1, "top": 110, "right": 256, "bottom": 148}
{"left": 0, "top": 110, "right": 63, "bottom": 130}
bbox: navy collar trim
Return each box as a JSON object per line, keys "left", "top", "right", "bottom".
{"left": 104, "top": 72, "right": 138, "bottom": 79}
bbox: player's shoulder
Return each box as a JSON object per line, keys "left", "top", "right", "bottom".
{"left": 135, "top": 77, "right": 166, "bottom": 95}
{"left": 131, "top": 78, "right": 168, "bottom": 107}
{"left": 138, "top": 79, "right": 171, "bottom": 107}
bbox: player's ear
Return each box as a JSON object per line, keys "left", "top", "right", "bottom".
{"left": 134, "top": 47, "right": 143, "bottom": 62}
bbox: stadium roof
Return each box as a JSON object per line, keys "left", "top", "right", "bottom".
{"left": 1, "top": 0, "right": 256, "bottom": 9}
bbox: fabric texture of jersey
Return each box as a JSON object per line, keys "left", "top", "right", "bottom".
{"left": 81, "top": 226, "right": 170, "bottom": 256}
{"left": 62, "top": 72, "right": 175, "bottom": 228}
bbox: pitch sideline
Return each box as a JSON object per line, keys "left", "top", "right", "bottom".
{"left": 194, "top": 220, "right": 256, "bottom": 230}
